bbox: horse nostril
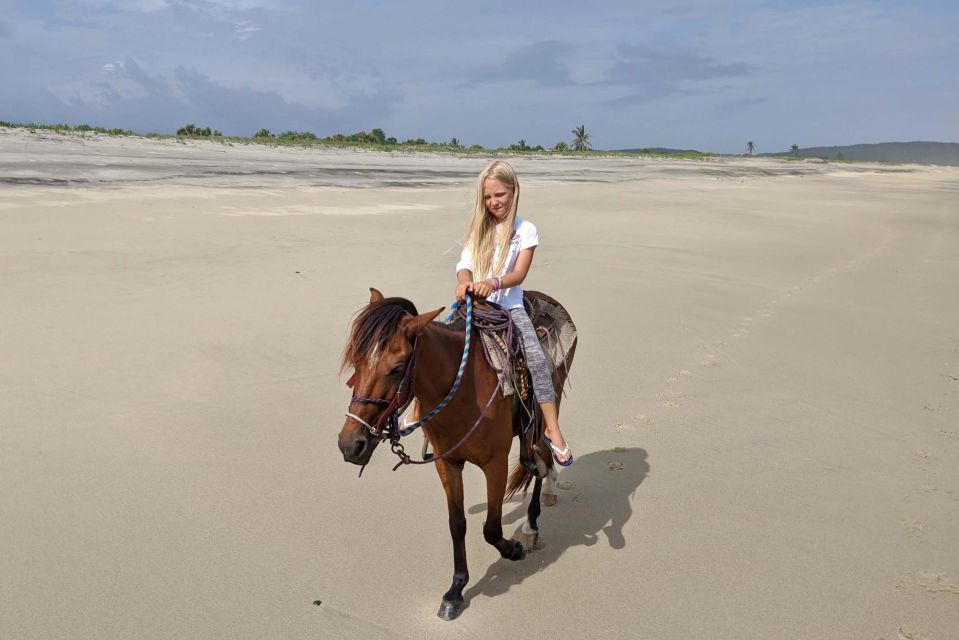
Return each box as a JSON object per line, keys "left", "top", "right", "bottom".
{"left": 352, "top": 439, "right": 366, "bottom": 459}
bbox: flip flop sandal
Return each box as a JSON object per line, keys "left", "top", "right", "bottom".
{"left": 544, "top": 435, "right": 574, "bottom": 467}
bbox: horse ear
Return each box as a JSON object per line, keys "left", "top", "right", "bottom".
{"left": 404, "top": 307, "right": 445, "bottom": 336}
{"left": 369, "top": 288, "right": 384, "bottom": 304}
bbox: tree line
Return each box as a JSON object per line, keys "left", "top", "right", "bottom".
{"left": 3, "top": 120, "right": 716, "bottom": 159}
{"left": 173, "top": 123, "right": 595, "bottom": 153}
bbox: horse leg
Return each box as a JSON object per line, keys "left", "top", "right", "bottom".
{"left": 518, "top": 475, "right": 543, "bottom": 550}
{"left": 482, "top": 455, "right": 526, "bottom": 561}
{"left": 435, "top": 459, "right": 469, "bottom": 621}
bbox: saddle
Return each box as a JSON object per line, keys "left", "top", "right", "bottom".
{"left": 461, "top": 291, "right": 578, "bottom": 476}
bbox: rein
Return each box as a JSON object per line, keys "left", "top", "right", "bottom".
{"left": 347, "top": 295, "right": 500, "bottom": 470}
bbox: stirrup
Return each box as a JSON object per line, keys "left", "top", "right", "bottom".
{"left": 522, "top": 448, "right": 549, "bottom": 479}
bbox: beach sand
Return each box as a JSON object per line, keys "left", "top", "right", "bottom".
{"left": 2, "top": 129, "right": 958, "bottom": 639}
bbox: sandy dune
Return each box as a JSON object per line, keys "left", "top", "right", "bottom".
{"left": 2, "top": 130, "right": 958, "bottom": 639}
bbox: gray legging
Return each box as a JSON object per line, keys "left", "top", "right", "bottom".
{"left": 509, "top": 307, "right": 556, "bottom": 404}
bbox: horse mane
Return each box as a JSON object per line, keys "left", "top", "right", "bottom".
{"left": 340, "top": 297, "right": 419, "bottom": 373}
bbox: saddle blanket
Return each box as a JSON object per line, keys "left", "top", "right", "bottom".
{"left": 480, "top": 291, "right": 577, "bottom": 397}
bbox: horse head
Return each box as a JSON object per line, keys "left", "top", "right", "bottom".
{"left": 338, "top": 287, "right": 442, "bottom": 466}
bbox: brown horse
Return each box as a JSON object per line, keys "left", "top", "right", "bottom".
{"left": 337, "top": 288, "right": 576, "bottom": 620}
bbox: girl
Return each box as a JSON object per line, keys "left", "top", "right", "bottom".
{"left": 454, "top": 161, "right": 573, "bottom": 466}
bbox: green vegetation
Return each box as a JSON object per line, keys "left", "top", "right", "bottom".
{"left": 0, "top": 120, "right": 134, "bottom": 136}
{"left": 624, "top": 148, "right": 714, "bottom": 160}
{"left": 508, "top": 139, "right": 545, "bottom": 152}
{"left": 176, "top": 124, "right": 221, "bottom": 137}
{"left": 762, "top": 142, "right": 959, "bottom": 165}
{"left": 571, "top": 125, "right": 591, "bottom": 151}
{"left": 0, "top": 119, "right": 718, "bottom": 160}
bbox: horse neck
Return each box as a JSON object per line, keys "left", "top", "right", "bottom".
{"left": 413, "top": 323, "right": 467, "bottom": 406}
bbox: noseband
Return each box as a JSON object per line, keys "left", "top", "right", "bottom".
{"left": 345, "top": 341, "right": 417, "bottom": 441}
{"left": 343, "top": 296, "right": 494, "bottom": 471}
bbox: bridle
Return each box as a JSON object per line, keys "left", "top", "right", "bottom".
{"left": 343, "top": 295, "right": 500, "bottom": 471}
{"left": 345, "top": 342, "right": 417, "bottom": 442}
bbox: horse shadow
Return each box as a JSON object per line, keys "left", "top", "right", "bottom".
{"left": 463, "top": 447, "right": 649, "bottom": 604}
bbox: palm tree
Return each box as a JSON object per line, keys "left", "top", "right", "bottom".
{"left": 746, "top": 141, "right": 755, "bottom": 156}
{"left": 571, "top": 125, "right": 591, "bottom": 151}
{"left": 790, "top": 144, "right": 799, "bottom": 157}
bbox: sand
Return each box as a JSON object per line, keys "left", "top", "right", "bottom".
{"left": 2, "top": 128, "right": 958, "bottom": 639}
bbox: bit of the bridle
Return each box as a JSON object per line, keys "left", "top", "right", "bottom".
{"left": 344, "top": 295, "right": 504, "bottom": 470}
{"left": 346, "top": 345, "right": 417, "bottom": 441}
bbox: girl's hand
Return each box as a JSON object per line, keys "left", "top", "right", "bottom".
{"left": 471, "top": 280, "right": 494, "bottom": 299}
{"left": 455, "top": 282, "right": 471, "bottom": 301}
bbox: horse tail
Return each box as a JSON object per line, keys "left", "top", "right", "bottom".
{"left": 505, "top": 459, "right": 534, "bottom": 500}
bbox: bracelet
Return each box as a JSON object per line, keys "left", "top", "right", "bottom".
{"left": 491, "top": 276, "right": 502, "bottom": 291}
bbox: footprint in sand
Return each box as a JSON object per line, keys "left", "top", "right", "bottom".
{"left": 883, "top": 626, "right": 930, "bottom": 640}
{"left": 661, "top": 391, "right": 683, "bottom": 408}
{"left": 917, "top": 484, "right": 959, "bottom": 501}
{"left": 901, "top": 519, "right": 925, "bottom": 540}
{"left": 897, "top": 571, "right": 959, "bottom": 597}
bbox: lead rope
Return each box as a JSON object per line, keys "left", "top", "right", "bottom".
{"left": 397, "top": 295, "right": 474, "bottom": 436}
{"left": 390, "top": 379, "right": 502, "bottom": 470}
{"left": 390, "top": 295, "right": 507, "bottom": 469}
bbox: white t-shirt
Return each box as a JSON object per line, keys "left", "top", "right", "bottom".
{"left": 455, "top": 216, "right": 539, "bottom": 310}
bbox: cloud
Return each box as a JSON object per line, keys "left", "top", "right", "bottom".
{"left": 65, "top": 0, "right": 277, "bottom": 12}
{"left": 9, "top": 57, "right": 401, "bottom": 136}
{"left": 1, "top": 1, "right": 955, "bottom": 153}
{"left": 232, "top": 20, "right": 261, "bottom": 40}
{"left": 716, "top": 96, "right": 767, "bottom": 112}
{"left": 602, "top": 45, "right": 754, "bottom": 105}
{"left": 185, "top": 0, "right": 279, "bottom": 10}
{"left": 461, "top": 40, "right": 575, "bottom": 87}
{"left": 64, "top": 0, "right": 171, "bottom": 12}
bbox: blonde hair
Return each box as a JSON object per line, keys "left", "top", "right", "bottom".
{"left": 462, "top": 161, "right": 520, "bottom": 279}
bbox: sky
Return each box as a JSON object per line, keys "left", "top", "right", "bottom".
{"left": 1, "top": 1, "right": 957, "bottom": 153}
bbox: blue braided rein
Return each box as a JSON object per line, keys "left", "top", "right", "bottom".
{"left": 397, "top": 295, "right": 473, "bottom": 436}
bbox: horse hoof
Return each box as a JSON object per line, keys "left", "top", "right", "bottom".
{"left": 519, "top": 529, "right": 539, "bottom": 551}
{"left": 542, "top": 492, "right": 557, "bottom": 507}
{"left": 437, "top": 599, "right": 463, "bottom": 621}
{"left": 508, "top": 539, "right": 527, "bottom": 561}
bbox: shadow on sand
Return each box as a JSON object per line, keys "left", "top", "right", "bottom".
{"left": 463, "top": 447, "right": 649, "bottom": 605}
